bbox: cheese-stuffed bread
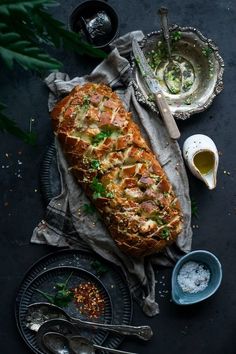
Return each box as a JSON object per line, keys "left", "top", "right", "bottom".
{"left": 51, "top": 83, "right": 183, "bottom": 257}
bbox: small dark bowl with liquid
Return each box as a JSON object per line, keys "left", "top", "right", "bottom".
{"left": 69, "top": 0, "right": 119, "bottom": 50}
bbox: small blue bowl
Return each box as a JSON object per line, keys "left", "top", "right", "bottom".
{"left": 171, "top": 250, "right": 222, "bottom": 305}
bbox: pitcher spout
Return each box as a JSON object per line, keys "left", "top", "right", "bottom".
{"left": 201, "top": 171, "right": 217, "bottom": 190}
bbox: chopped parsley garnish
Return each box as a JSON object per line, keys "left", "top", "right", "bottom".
{"left": 202, "top": 47, "right": 213, "bottom": 57}
{"left": 184, "top": 97, "right": 192, "bottom": 105}
{"left": 171, "top": 31, "right": 182, "bottom": 42}
{"left": 83, "top": 203, "right": 96, "bottom": 215}
{"left": 92, "top": 129, "right": 113, "bottom": 146}
{"left": 90, "top": 159, "right": 100, "bottom": 170}
{"left": 105, "top": 192, "right": 114, "bottom": 198}
{"left": 82, "top": 95, "right": 90, "bottom": 111}
{"left": 91, "top": 177, "right": 106, "bottom": 199}
{"left": 90, "top": 177, "right": 113, "bottom": 200}
{"left": 160, "top": 227, "right": 170, "bottom": 239}
{"left": 151, "top": 215, "right": 164, "bottom": 225}
{"left": 182, "top": 80, "right": 193, "bottom": 92}
{"left": 147, "top": 42, "right": 168, "bottom": 69}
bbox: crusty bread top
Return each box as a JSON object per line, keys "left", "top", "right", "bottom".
{"left": 51, "top": 82, "right": 183, "bottom": 257}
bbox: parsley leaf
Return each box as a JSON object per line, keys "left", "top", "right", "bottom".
{"left": 171, "top": 31, "right": 182, "bottom": 42}
{"left": 90, "top": 177, "right": 113, "bottom": 200}
{"left": 90, "top": 160, "right": 100, "bottom": 170}
{"left": 151, "top": 215, "right": 164, "bottom": 226}
{"left": 202, "top": 47, "right": 213, "bottom": 57}
{"left": 35, "top": 272, "right": 74, "bottom": 308}
{"left": 161, "top": 227, "right": 170, "bottom": 239}
{"left": 91, "top": 129, "right": 113, "bottom": 146}
{"left": 82, "top": 95, "right": 90, "bottom": 112}
{"left": 54, "top": 289, "right": 73, "bottom": 307}
{"left": 91, "top": 177, "right": 106, "bottom": 199}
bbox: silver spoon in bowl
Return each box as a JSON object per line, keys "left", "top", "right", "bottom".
{"left": 158, "top": 7, "right": 182, "bottom": 94}
{"left": 43, "top": 332, "right": 139, "bottom": 354}
{"left": 27, "top": 302, "right": 153, "bottom": 341}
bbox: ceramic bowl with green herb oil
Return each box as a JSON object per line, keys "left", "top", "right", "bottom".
{"left": 132, "top": 27, "right": 224, "bottom": 120}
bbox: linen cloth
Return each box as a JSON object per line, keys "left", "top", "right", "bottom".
{"left": 32, "top": 31, "right": 192, "bottom": 316}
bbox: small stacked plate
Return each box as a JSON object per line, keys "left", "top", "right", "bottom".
{"left": 15, "top": 249, "right": 132, "bottom": 354}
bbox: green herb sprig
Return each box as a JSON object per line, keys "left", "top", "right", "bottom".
{"left": 147, "top": 42, "right": 168, "bottom": 69}
{"left": 151, "top": 215, "right": 164, "bottom": 226}
{"left": 90, "top": 160, "right": 100, "bottom": 170}
{"left": 202, "top": 47, "right": 213, "bottom": 57}
{"left": 171, "top": 31, "right": 182, "bottom": 42}
{"left": 91, "top": 177, "right": 106, "bottom": 199}
{"left": 91, "top": 177, "right": 113, "bottom": 200}
{"left": 36, "top": 272, "right": 74, "bottom": 307}
{"left": 81, "top": 96, "right": 90, "bottom": 112}
{"left": 92, "top": 129, "right": 113, "bottom": 146}
{"left": 160, "top": 227, "right": 170, "bottom": 239}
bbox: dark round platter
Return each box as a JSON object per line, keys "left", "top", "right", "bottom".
{"left": 19, "top": 266, "right": 113, "bottom": 354}
{"left": 15, "top": 249, "right": 133, "bottom": 353}
{"left": 40, "top": 142, "right": 60, "bottom": 205}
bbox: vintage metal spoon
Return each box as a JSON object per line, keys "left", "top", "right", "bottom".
{"left": 27, "top": 302, "right": 153, "bottom": 340}
{"left": 158, "top": 7, "right": 182, "bottom": 94}
{"left": 42, "top": 331, "right": 70, "bottom": 354}
{"left": 43, "top": 332, "right": 139, "bottom": 354}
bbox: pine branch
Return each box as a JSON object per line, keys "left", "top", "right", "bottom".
{"left": 0, "top": 10, "right": 40, "bottom": 43}
{"left": 0, "top": 0, "right": 56, "bottom": 16}
{"left": 0, "top": 103, "right": 36, "bottom": 145}
{"left": 0, "top": 0, "right": 108, "bottom": 143}
{"left": 0, "top": 32, "right": 62, "bottom": 71}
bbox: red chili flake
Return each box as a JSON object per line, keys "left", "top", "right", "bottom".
{"left": 72, "top": 281, "right": 105, "bottom": 319}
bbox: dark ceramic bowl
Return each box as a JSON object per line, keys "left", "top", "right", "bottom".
{"left": 171, "top": 250, "right": 222, "bottom": 305}
{"left": 69, "top": 0, "right": 119, "bottom": 50}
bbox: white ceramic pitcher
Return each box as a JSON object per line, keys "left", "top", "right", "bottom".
{"left": 183, "top": 134, "right": 219, "bottom": 190}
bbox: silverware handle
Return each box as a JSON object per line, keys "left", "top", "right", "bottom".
{"left": 154, "top": 92, "right": 180, "bottom": 139}
{"left": 73, "top": 320, "right": 153, "bottom": 341}
{"left": 158, "top": 7, "right": 171, "bottom": 58}
{"left": 94, "top": 344, "right": 139, "bottom": 354}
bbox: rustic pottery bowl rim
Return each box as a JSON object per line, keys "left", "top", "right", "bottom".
{"left": 132, "top": 25, "right": 225, "bottom": 120}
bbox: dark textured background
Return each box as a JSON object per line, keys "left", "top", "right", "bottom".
{"left": 0, "top": 1, "right": 236, "bottom": 353}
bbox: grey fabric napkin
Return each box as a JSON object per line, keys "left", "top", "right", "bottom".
{"left": 32, "top": 31, "right": 192, "bottom": 316}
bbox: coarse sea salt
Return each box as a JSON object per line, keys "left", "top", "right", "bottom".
{"left": 177, "top": 261, "right": 211, "bottom": 294}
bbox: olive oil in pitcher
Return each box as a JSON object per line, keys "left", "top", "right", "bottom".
{"left": 193, "top": 151, "right": 215, "bottom": 175}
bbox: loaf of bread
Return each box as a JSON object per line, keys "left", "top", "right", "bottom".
{"left": 51, "top": 83, "right": 183, "bottom": 257}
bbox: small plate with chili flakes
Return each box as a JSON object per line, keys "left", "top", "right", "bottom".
{"left": 18, "top": 266, "right": 112, "bottom": 354}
